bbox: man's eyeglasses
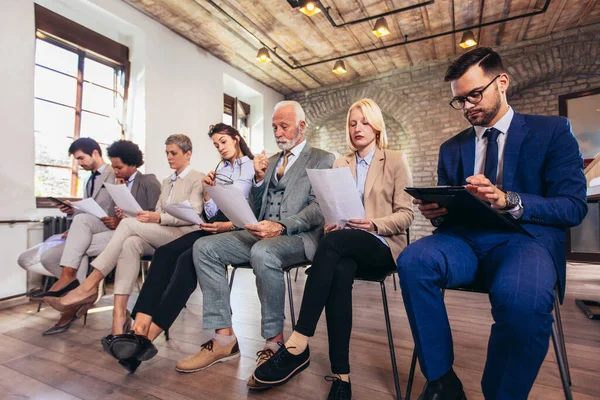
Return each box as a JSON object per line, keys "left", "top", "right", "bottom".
{"left": 214, "top": 159, "right": 235, "bottom": 185}
{"left": 449, "top": 75, "right": 501, "bottom": 110}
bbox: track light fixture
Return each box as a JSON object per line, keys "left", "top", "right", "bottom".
{"left": 256, "top": 47, "right": 271, "bottom": 63}
{"left": 459, "top": 30, "right": 477, "bottom": 48}
{"left": 298, "top": 1, "right": 321, "bottom": 16}
{"left": 372, "top": 17, "right": 390, "bottom": 37}
{"left": 332, "top": 60, "right": 347, "bottom": 74}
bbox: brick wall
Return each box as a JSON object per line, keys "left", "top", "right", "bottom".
{"left": 288, "top": 25, "right": 600, "bottom": 240}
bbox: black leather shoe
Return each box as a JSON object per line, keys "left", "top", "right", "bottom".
{"left": 105, "top": 331, "right": 158, "bottom": 361}
{"left": 253, "top": 344, "right": 310, "bottom": 387}
{"left": 326, "top": 376, "right": 352, "bottom": 400}
{"left": 118, "top": 357, "right": 142, "bottom": 374}
{"left": 30, "top": 280, "right": 80, "bottom": 299}
{"left": 418, "top": 368, "right": 466, "bottom": 400}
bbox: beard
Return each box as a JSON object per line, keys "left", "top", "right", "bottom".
{"left": 463, "top": 88, "right": 502, "bottom": 127}
{"left": 276, "top": 127, "right": 303, "bottom": 151}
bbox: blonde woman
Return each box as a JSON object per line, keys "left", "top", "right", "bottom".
{"left": 251, "top": 99, "right": 414, "bottom": 399}
{"left": 46, "top": 134, "right": 204, "bottom": 340}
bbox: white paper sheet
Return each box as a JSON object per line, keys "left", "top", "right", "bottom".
{"left": 306, "top": 168, "right": 366, "bottom": 227}
{"left": 205, "top": 185, "right": 258, "bottom": 228}
{"left": 71, "top": 198, "right": 108, "bottom": 218}
{"left": 104, "top": 183, "right": 142, "bottom": 217}
{"left": 163, "top": 200, "right": 204, "bottom": 225}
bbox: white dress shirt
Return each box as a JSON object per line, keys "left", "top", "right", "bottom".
{"left": 167, "top": 165, "right": 192, "bottom": 204}
{"left": 254, "top": 139, "right": 307, "bottom": 187}
{"left": 473, "top": 106, "right": 522, "bottom": 218}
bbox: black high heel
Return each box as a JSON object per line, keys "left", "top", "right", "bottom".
{"left": 119, "top": 357, "right": 142, "bottom": 374}
{"left": 31, "top": 280, "right": 80, "bottom": 299}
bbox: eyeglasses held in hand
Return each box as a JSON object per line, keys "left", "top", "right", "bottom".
{"left": 214, "top": 159, "right": 235, "bottom": 185}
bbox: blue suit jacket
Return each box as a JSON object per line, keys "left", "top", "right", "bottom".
{"left": 437, "top": 112, "right": 587, "bottom": 300}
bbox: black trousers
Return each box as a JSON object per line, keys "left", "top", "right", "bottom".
{"left": 131, "top": 230, "right": 210, "bottom": 330}
{"left": 295, "top": 229, "right": 396, "bottom": 374}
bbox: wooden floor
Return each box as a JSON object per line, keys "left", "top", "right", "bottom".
{"left": 1, "top": 263, "right": 599, "bottom": 400}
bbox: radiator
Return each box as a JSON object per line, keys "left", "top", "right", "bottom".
{"left": 43, "top": 216, "right": 72, "bottom": 240}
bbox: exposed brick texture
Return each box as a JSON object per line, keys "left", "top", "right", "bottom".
{"left": 287, "top": 25, "right": 600, "bottom": 241}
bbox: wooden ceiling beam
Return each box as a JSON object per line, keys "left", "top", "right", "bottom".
{"left": 576, "top": 0, "right": 598, "bottom": 27}
{"left": 450, "top": 0, "right": 457, "bottom": 55}
{"left": 420, "top": 3, "right": 437, "bottom": 59}
{"left": 516, "top": 0, "right": 538, "bottom": 42}
{"left": 495, "top": 0, "right": 512, "bottom": 45}
{"left": 545, "top": 0, "right": 569, "bottom": 35}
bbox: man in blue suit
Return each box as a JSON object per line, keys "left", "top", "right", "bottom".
{"left": 397, "top": 47, "right": 587, "bottom": 400}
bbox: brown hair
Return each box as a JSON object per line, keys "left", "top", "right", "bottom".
{"left": 208, "top": 123, "right": 254, "bottom": 159}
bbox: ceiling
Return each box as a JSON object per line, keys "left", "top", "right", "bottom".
{"left": 123, "top": 0, "right": 600, "bottom": 94}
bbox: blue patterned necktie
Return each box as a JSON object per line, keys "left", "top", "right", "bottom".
{"left": 483, "top": 127, "right": 501, "bottom": 185}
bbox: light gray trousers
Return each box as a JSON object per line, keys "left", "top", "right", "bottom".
{"left": 193, "top": 229, "right": 306, "bottom": 339}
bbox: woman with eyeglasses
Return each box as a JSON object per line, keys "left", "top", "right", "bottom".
{"left": 105, "top": 123, "right": 254, "bottom": 373}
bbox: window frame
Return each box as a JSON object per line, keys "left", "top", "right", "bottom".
{"left": 34, "top": 5, "right": 130, "bottom": 208}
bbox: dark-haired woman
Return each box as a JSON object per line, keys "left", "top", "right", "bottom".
{"left": 110, "top": 124, "right": 254, "bottom": 373}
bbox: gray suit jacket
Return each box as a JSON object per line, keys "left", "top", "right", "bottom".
{"left": 250, "top": 142, "right": 335, "bottom": 260}
{"left": 79, "top": 164, "right": 117, "bottom": 217}
{"left": 130, "top": 172, "right": 161, "bottom": 211}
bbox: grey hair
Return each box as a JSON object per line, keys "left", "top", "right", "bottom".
{"left": 165, "top": 134, "right": 193, "bottom": 153}
{"left": 273, "top": 100, "right": 306, "bottom": 127}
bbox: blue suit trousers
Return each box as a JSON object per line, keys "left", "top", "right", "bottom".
{"left": 397, "top": 228, "right": 556, "bottom": 400}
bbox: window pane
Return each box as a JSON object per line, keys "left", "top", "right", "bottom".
{"left": 82, "top": 82, "right": 117, "bottom": 116}
{"left": 34, "top": 100, "right": 75, "bottom": 167}
{"left": 84, "top": 58, "right": 116, "bottom": 89}
{"left": 35, "top": 165, "right": 72, "bottom": 197}
{"left": 80, "top": 111, "right": 121, "bottom": 145}
{"left": 35, "top": 39, "right": 78, "bottom": 77}
{"left": 35, "top": 66, "right": 77, "bottom": 107}
{"left": 223, "top": 113, "right": 233, "bottom": 125}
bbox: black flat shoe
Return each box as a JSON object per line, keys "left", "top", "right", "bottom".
{"left": 31, "top": 280, "right": 80, "bottom": 299}
{"left": 253, "top": 344, "right": 310, "bottom": 387}
{"left": 107, "top": 332, "right": 158, "bottom": 361}
{"left": 418, "top": 368, "right": 466, "bottom": 400}
{"left": 326, "top": 376, "right": 352, "bottom": 400}
{"left": 119, "top": 357, "right": 142, "bottom": 373}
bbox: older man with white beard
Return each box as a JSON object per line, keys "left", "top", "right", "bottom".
{"left": 174, "top": 101, "right": 334, "bottom": 378}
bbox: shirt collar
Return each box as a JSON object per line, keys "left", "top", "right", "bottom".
{"left": 356, "top": 147, "right": 376, "bottom": 166}
{"left": 95, "top": 164, "right": 107, "bottom": 175}
{"left": 172, "top": 165, "right": 192, "bottom": 181}
{"left": 127, "top": 171, "right": 137, "bottom": 184}
{"left": 474, "top": 106, "right": 514, "bottom": 139}
{"left": 224, "top": 155, "right": 250, "bottom": 168}
{"left": 287, "top": 139, "right": 307, "bottom": 157}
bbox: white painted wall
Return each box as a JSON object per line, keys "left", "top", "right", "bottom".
{"left": 0, "top": 0, "right": 283, "bottom": 299}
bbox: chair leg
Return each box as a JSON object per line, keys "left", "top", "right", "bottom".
{"left": 228, "top": 267, "right": 237, "bottom": 291}
{"left": 552, "top": 321, "right": 573, "bottom": 400}
{"left": 141, "top": 261, "right": 146, "bottom": 284}
{"left": 405, "top": 349, "right": 418, "bottom": 400}
{"left": 83, "top": 311, "right": 88, "bottom": 326}
{"left": 165, "top": 329, "right": 169, "bottom": 341}
{"left": 37, "top": 276, "right": 52, "bottom": 312}
{"left": 286, "top": 271, "right": 296, "bottom": 329}
{"left": 380, "top": 281, "right": 403, "bottom": 400}
{"left": 294, "top": 268, "right": 299, "bottom": 282}
{"left": 393, "top": 271, "right": 398, "bottom": 291}
{"left": 553, "top": 294, "right": 572, "bottom": 385}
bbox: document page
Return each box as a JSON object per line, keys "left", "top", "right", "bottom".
{"left": 71, "top": 198, "right": 108, "bottom": 219}
{"left": 163, "top": 200, "right": 204, "bottom": 225}
{"left": 306, "top": 168, "right": 365, "bottom": 227}
{"left": 104, "top": 183, "right": 142, "bottom": 217}
{"left": 204, "top": 185, "right": 258, "bottom": 228}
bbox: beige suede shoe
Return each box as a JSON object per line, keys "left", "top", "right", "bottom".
{"left": 175, "top": 338, "right": 240, "bottom": 373}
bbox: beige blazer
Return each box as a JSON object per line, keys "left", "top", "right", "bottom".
{"left": 155, "top": 169, "right": 205, "bottom": 228}
{"left": 333, "top": 148, "right": 414, "bottom": 261}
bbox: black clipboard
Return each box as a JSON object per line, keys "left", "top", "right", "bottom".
{"left": 405, "top": 186, "right": 522, "bottom": 233}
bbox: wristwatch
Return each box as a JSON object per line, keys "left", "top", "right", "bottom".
{"left": 502, "top": 191, "right": 521, "bottom": 210}
{"left": 279, "top": 223, "right": 288, "bottom": 236}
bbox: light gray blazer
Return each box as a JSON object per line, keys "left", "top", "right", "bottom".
{"left": 250, "top": 142, "right": 335, "bottom": 261}
{"left": 130, "top": 172, "right": 161, "bottom": 212}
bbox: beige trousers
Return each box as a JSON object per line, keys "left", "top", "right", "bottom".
{"left": 91, "top": 218, "right": 195, "bottom": 294}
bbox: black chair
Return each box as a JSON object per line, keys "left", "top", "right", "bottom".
{"left": 228, "top": 261, "right": 311, "bottom": 329}
{"left": 404, "top": 284, "right": 573, "bottom": 400}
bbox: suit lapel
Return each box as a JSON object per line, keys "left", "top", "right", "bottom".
{"left": 365, "top": 148, "right": 384, "bottom": 198}
{"left": 92, "top": 166, "right": 111, "bottom": 200}
{"left": 459, "top": 127, "right": 476, "bottom": 184}
{"left": 502, "top": 112, "right": 528, "bottom": 190}
{"left": 281, "top": 143, "right": 312, "bottom": 204}
{"left": 130, "top": 172, "right": 141, "bottom": 200}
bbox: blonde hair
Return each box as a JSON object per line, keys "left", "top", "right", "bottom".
{"left": 345, "top": 98, "right": 388, "bottom": 152}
